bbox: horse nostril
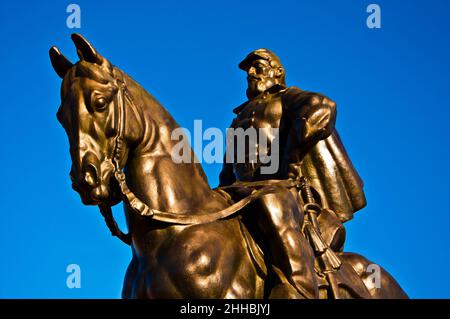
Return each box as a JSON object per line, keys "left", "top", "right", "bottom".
{"left": 83, "top": 163, "right": 99, "bottom": 188}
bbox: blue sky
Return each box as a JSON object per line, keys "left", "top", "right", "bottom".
{"left": 1, "top": 0, "right": 449, "bottom": 298}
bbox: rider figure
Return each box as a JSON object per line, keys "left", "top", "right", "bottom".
{"left": 218, "top": 49, "right": 366, "bottom": 298}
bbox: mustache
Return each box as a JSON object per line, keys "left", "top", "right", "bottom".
{"left": 247, "top": 75, "right": 262, "bottom": 81}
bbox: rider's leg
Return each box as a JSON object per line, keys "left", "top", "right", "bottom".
{"left": 249, "top": 185, "right": 319, "bottom": 299}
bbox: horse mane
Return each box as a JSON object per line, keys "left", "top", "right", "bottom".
{"left": 113, "top": 66, "right": 210, "bottom": 184}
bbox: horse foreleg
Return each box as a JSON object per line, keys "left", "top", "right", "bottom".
{"left": 153, "top": 220, "right": 264, "bottom": 298}
{"left": 121, "top": 254, "right": 139, "bottom": 298}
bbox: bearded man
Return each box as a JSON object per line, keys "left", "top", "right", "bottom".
{"left": 218, "top": 49, "right": 366, "bottom": 298}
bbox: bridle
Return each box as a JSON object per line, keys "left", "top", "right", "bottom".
{"left": 96, "top": 68, "right": 286, "bottom": 246}
{"left": 98, "top": 69, "right": 154, "bottom": 246}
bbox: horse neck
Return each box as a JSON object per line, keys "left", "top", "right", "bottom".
{"left": 120, "top": 72, "right": 223, "bottom": 214}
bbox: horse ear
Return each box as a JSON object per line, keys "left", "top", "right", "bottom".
{"left": 49, "top": 46, "right": 73, "bottom": 78}
{"left": 71, "top": 33, "right": 103, "bottom": 64}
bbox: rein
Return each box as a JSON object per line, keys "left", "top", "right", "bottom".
{"left": 98, "top": 70, "right": 287, "bottom": 246}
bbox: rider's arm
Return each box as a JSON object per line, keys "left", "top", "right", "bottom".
{"left": 219, "top": 118, "right": 238, "bottom": 187}
{"left": 218, "top": 155, "right": 236, "bottom": 187}
{"left": 283, "top": 87, "right": 337, "bottom": 147}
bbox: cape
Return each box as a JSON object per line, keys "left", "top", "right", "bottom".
{"left": 283, "top": 86, "right": 366, "bottom": 222}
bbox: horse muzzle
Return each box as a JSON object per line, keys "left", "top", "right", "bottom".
{"left": 70, "top": 153, "right": 116, "bottom": 205}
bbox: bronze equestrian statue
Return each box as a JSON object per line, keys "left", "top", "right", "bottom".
{"left": 49, "top": 33, "right": 408, "bottom": 298}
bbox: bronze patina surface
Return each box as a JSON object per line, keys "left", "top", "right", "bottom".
{"left": 50, "top": 34, "right": 407, "bottom": 298}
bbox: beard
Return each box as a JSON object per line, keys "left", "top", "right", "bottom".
{"left": 246, "top": 77, "right": 274, "bottom": 99}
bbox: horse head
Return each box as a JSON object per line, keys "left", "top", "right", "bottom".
{"left": 50, "top": 34, "right": 140, "bottom": 207}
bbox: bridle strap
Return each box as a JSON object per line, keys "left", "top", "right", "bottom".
{"left": 97, "top": 70, "right": 157, "bottom": 245}
{"left": 97, "top": 70, "right": 135, "bottom": 246}
{"left": 99, "top": 205, "right": 132, "bottom": 245}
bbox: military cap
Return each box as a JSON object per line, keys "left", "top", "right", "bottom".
{"left": 238, "top": 48, "right": 283, "bottom": 71}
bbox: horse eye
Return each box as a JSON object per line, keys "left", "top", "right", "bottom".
{"left": 93, "top": 97, "right": 108, "bottom": 111}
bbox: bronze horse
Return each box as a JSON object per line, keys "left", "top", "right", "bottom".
{"left": 50, "top": 33, "right": 407, "bottom": 299}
